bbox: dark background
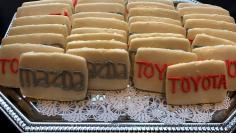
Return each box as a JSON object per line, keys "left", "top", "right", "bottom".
{"left": 0, "top": 0, "right": 236, "bottom": 132}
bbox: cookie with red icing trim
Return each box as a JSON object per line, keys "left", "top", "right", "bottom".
{"left": 166, "top": 60, "right": 228, "bottom": 105}
{"left": 133, "top": 48, "right": 197, "bottom": 93}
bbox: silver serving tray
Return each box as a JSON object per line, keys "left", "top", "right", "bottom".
{"left": 1, "top": 0, "right": 236, "bottom": 132}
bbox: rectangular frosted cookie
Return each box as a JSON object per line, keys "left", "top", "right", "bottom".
{"left": 187, "top": 28, "right": 236, "bottom": 43}
{"left": 19, "top": 52, "right": 88, "bottom": 101}
{"left": 67, "top": 48, "right": 130, "bottom": 90}
{"left": 128, "top": 8, "right": 181, "bottom": 21}
{"left": 71, "top": 28, "right": 127, "bottom": 39}
{"left": 66, "top": 40, "right": 127, "bottom": 50}
{"left": 16, "top": 3, "right": 73, "bottom": 18}
{"left": 192, "top": 34, "right": 236, "bottom": 48}
{"left": 129, "top": 37, "right": 191, "bottom": 53}
{"left": 183, "top": 14, "right": 235, "bottom": 24}
{"left": 129, "top": 22, "right": 186, "bottom": 36}
{"left": 128, "top": 0, "right": 173, "bottom": 6}
{"left": 75, "top": 3, "right": 125, "bottom": 15}
{"left": 22, "top": 0, "right": 74, "bottom": 9}
{"left": 184, "top": 19, "right": 236, "bottom": 32}
{"left": 0, "top": 44, "right": 64, "bottom": 88}
{"left": 193, "top": 45, "right": 236, "bottom": 91}
{"left": 8, "top": 24, "right": 68, "bottom": 37}
{"left": 177, "top": 3, "right": 220, "bottom": 9}
{"left": 166, "top": 60, "right": 228, "bottom": 105}
{"left": 66, "top": 33, "right": 126, "bottom": 43}
{"left": 11, "top": 15, "right": 71, "bottom": 31}
{"left": 178, "top": 7, "right": 230, "bottom": 16}
{"left": 72, "top": 18, "right": 128, "bottom": 32}
{"left": 2, "top": 33, "right": 66, "bottom": 48}
{"left": 72, "top": 12, "right": 124, "bottom": 20}
{"left": 127, "top": 2, "right": 175, "bottom": 11}
{"left": 129, "top": 16, "right": 182, "bottom": 26}
{"left": 134, "top": 48, "right": 197, "bottom": 93}
{"left": 78, "top": 0, "right": 125, "bottom": 4}
{"left": 128, "top": 33, "right": 184, "bottom": 45}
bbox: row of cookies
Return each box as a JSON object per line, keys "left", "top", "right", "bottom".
{"left": 66, "top": 0, "right": 128, "bottom": 51}
{"left": 1, "top": 0, "right": 77, "bottom": 49}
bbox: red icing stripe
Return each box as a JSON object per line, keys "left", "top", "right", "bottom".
{"left": 72, "top": 0, "right": 78, "bottom": 8}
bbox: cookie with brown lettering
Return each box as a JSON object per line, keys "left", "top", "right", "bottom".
{"left": 19, "top": 52, "right": 88, "bottom": 101}
{"left": 8, "top": 24, "right": 68, "bottom": 37}
{"left": 192, "top": 34, "right": 236, "bottom": 48}
{"left": 16, "top": 3, "right": 73, "bottom": 18}
{"left": 12, "top": 15, "right": 71, "bottom": 31}
{"left": 129, "top": 22, "right": 185, "bottom": 36}
{"left": 187, "top": 28, "right": 236, "bottom": 43}
{"left": 0, "top": 44, "right": 64, "bottom": 88}
{"left": 184, "top": 19, "right": 236, "bottom": 32}
{"left": 193, "top": 45, "right": 236, "bottom": 91}
{"left": 66, "top": 40, "right": 127, "bottom": 50}
{"left": 134, "top": 48, "right": 197, "bottom": 93}
{"left": 128, "top": 8, "right": 181, "bottom": 21}
{"left": 183, "top": 14, "right": 235, "bottom": 24}
{"left": 2, "top": 33, "right": 66, "bottom": 48}
{"left": 67, "top": 48, "right": 130, "bottom": 90}
{"left": 72, "top": 17, "right": 128, "bottom": 32}
{"left": 66, "top": 33, "right": 126, "bottom": 43}
{"left": 166, "top": 60, "right": 228, "bottom": 105}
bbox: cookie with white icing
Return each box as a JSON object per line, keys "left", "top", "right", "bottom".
{"left": 129, "top": 16, "right": 182, "bottom": 26}
{"left": 19, "top": 52, "right": 88, "bottom": 101}
{"left": 8, "top": 24, "right": 68, "bottom": 37}
{"left": 16, "top": 3, "right": 73, "bottom": 18}
{"left": 78, "top": 0, "right": 125, "bottom": 4}
{"left": 71, "top": 28, "right": 127, "bottom": 39}
{"left": 127, "top": 2, "right": 175, "bottom": 11}
{"left": 128, "top": 0, "right": 173, "bottom": 6}
{"left": 66, "top": 40, "right": 127, "bottom": 50}
{"left": 2, "top": 33, "right": 66, "bottom": 48}
{"left": 192, "top": 34, "right": 236, "bottom": 48}
{"left": 184, "top": 19, "right": 236, "bottom": 32}
{"left": 166, "top": 60, "right": 228, "bottom": 105}
{"left": 129, "top": 22, "right": 186, "bottom": 36}
{"left": 66, "top": 33, "right": 126, "bottom": 43}
{"left": 22, "top": 0, "right": 74, "bottom": 10}
{"left": 183, "top": 14, "right": 235, "bottom": 24}
{"left": 72, "top": 17, "right": 128, "bottom": 31}
{"left": 134, "top": 48, "right": 197, "bottom": 93}
{"left": 177, "top": 3, "right": 220, "bottom": 9}
{"left": 129, "top": 8, "right": 181, "bottom": 21}
{"left": 128, "top": 33, "right": 184, "bottom": 45}
{"left": 193, "top": 45, "right": 236, "bottom": 91}
{"left": 67, "top": 48, "right": 130, "bottom": 90}
{"left": 0, "top": 44, "right": 64, "bottom": 88}
{"left": 178, "top": 6, "right": 230, "bottom": 16}
{"left": 187, "top": 28, "right": 236, "bottom": 43}
{"left": 75, "top": 3, "right": 125, "bottom": 15}
{"left": 11, "top": 15, "right": 71, "bottom": 31}
{"left": 72, "top": 12, "right": 124, "bottom": 20}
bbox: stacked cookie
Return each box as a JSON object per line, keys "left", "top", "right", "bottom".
{"left": 66, "top": 0, "right": 130, "bottom": 90}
